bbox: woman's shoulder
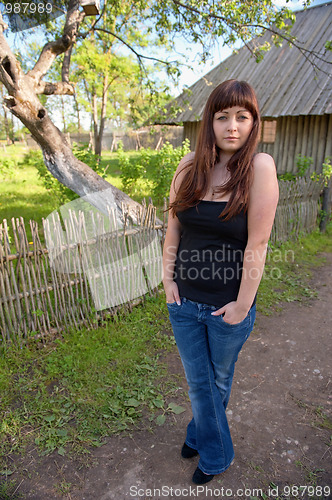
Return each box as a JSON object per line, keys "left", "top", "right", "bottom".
{"left": 252, "top": 152, "right": 276, "bottom": 172}
{"left": 178, "top": 151, "right": 195, "bottom": 169}
{"left": 250, "top": 153, "right": 278, "bottom": 200}
{"left": 172, "top": 151, "right": 195, "bottom": 190}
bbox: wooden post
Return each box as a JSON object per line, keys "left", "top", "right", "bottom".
{"left": 320, "top": 183, "right": 331, "bottom": 232}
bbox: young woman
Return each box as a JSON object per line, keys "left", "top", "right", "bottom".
{"left": 162, "top": 80, "right": 279, "bottom": 485}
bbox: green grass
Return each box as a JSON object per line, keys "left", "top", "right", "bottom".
{"left": 0, "top": 146, "right": 161, "bottom": 237}
{"left": 0, "top": 164, "right": 58, "bottom": 227}
{"left": 0, "top": 294, "right": 179, "bottom": 466}
{"left": 257, "top": 224, "right": 332, "bottom": 314}
{"left": 0, "top": 479, "right": 23, "bottom": 500}
{"left": 0, "top": 145, "right": 58, "bottom": 243}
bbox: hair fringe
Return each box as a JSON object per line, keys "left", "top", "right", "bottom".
{"left": 170, "top": 80, "right": 260, "bottom": 220}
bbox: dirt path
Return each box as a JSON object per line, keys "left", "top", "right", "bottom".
{"left": 13, "top": 254, "right": 332, "bottom": 500}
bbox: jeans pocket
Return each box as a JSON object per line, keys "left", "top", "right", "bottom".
{"left": 166, "top": 300, "right": 181, "bottom": 309}
{"left": 220, "top": 312, "right": 250, "bottom": 328}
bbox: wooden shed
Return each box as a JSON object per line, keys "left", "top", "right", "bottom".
{"left": 160, "top": 3, "right": 332, "bottom": 175}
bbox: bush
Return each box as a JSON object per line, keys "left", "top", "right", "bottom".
{"left": 0, "top": 158, "right": 17, "bottom": 179}
{"left": 118, "top": 139, "right": 191, "bottom": 202}
{"left": 118, "top": 142, "right": 146, "bottom": 195}
{"left": 150, "top": 139, "right": 191, "bottom": 202}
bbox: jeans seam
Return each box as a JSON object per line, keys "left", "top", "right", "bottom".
{"left": 204, "top": 348, "right": 225, "bottom": 468}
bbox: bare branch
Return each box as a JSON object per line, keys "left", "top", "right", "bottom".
{"left": 95, "top": 27, "right": 178, "bottom": 68}
{"left": 62, "top": 45, "right": 73, "bottom": 83}
{"left": 28, "top": 0, "right": 85, "bottom": 83}
{"left": 36, "top": 81, "right": 75, "bottom": 95}
{"left": 172, "top": 0, "right": 228, "bottom": 25}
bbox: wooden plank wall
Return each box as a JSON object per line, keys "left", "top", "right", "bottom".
{"left": 260, "top": 114, "right": 332, "bottom": 174}
{"left": 184, "top": 114, "right": 332, "bottom": 175}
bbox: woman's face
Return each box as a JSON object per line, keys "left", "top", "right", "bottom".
{"left": 212, "top": 106, "right": 254, "bottom": 156}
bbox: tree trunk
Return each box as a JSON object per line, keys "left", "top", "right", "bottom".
{"left": 1, "top": 84, "right": 13, "bottom": 144}
{"left": 0, "top": 65, "right": 142, "bottom": 221}
{"left": 0, "top": 3, "right": 157, "bottom": 225}
{"left": 92, "top": 91, "right": 100, "bottom": 155}
{"left": 21, "top": 107, "right": 141, "bottom": 219}
{"left": 2, "top": 103, "right": 11, "bottom": 144}
{"left": 60, "top": 95, "right": 67, "bottom": 133}
{"left": 73, "top": 92, "right": 81, "bottom": 134}
{"left": 95, "top": 73, "right": 108, "bottom": 157}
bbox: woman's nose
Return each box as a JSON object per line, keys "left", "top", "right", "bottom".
{"left": 227, "top": 118, "right": 237, "bottom": 131}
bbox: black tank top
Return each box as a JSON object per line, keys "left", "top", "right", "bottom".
{"left": 174, "top": 200, "right": 254, "bottom": 308}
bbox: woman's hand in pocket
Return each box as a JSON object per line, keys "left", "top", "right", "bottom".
{"left": 211, "top": 301, "right": 249, "bottom": 325}
{"left": 163, "top": 280, "right": 181, "bottom": 305}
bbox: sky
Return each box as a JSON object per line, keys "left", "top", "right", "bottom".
{"left": 2, "top": 0, "right": 330, "bottom": 129}
{"left": 172, "top": 0, "right": 330, "bottom": 93}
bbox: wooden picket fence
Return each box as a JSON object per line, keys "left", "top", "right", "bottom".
{"left": 0, "top": 200, "right": 165, "bottom": 344}
{"left": 0, "top": 178, "right": 326, "bottom": 343}
{"left": 271, "top": 177, "right": 325, "bottom": 244}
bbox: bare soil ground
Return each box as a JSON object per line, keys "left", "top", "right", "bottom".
{"left": 6, "top": 254, "right": 332, "bottom": 500}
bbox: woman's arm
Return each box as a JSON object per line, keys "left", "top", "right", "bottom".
{"left": 213, "top": 153, "right": 279, "bottom": 323}
{"left": 162, "top": 153, "right": 194, "bottom": 304}
{"left": 163, "top": 213, "right": 182, "bottom": 304}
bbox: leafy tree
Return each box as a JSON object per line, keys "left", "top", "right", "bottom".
{"left": 72, "top": 37, "right": 167, "bottom": 155}
{"left": 0, "top": 0, "right": 327, "bottom": 219}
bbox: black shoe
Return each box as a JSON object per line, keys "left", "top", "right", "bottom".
{"left": 192, "top": 467, "right": 214, "bottom": 485}
{"left": 181, "top": 443, "right": 199, "bottom": 459}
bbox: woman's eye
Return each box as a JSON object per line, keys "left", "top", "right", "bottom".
{"left": 239, "top": 115, "right": 248, "bottom": 120}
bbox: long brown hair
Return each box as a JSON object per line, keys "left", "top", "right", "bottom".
{"left": 170, "top": 79, "right": 261, "bottom": 220}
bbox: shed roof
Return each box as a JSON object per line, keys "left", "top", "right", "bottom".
{"left": 163, "top": 2, "right": 332, "bottom": 123}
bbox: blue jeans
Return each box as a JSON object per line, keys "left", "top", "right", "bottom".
{"left": 167, "top": 297, "right": 256, "bottom": 475}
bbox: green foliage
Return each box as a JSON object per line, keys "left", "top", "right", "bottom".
{"left": 278, "top": 154, "right": 329, "bottom": 182}
{"left": 19, "top": 149, "right": 77, "bottom": 205}
{"left": 119, "top": 139, "right": 191, "bottom": 202}
{"left": 296, "top": 153, "right": 313, "bottom": 177}
{"left": 150, "top": 139, "right": 191, "bottom": 202}
{"left": 0, "top": 158, "right": 17, "bottom": 180}
{"left": 325, "top": 40, "right": 332, "bottom": 51}
{"left": 321, "top": 157, "right": 332, "bottom": 186}
{"left": 118, "top": 142, "right": 145, "bottom": 194}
